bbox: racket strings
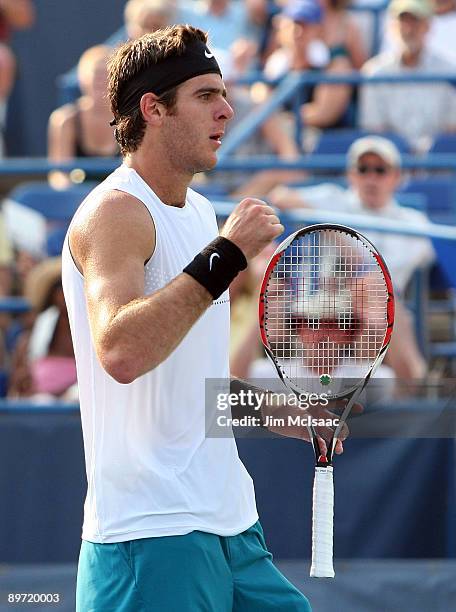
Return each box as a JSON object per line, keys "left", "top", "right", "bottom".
{"left": 263, "top": 229, "right": 389, "bottom": 395}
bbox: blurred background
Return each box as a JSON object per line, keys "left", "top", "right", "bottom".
{"left": 1, "top": 0, "right": 456, "bottom": 610}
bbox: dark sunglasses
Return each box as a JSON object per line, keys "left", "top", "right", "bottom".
{"left": 356, "top": 164, "right": 391, "bottom": 176}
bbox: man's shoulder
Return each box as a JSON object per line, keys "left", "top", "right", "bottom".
{"left": 361, "top": 51, "right": 400, "bottom": 76}
{"left": 74, "top": 188, "right": 148, "bottom": 230}
{"left": 391, "top": 199, "right": 430, "bottom": 224}
{"left": 75, "top": 167, "right": 129, "bottom": 212}
{"left": 422, "top": 48, "right": 456, "bottom": 72}
{"left": 68, "top": 187, "right": 155, "bottom": 271}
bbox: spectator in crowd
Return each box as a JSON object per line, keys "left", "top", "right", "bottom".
{"left": 0, "top": 0, "right": 35, "bottom": 156}
{"left": 428, "top": 0, "right": 456, "bottom": 64}
{"left": 8, "top": 257, "right": 77, "bottom": 400}
{"left": 48, "top": 45, "right": 118, "bottom": 187}
{"left": 320, "top": 0, "right": 367, "bottom": 69}
{"left": 360, "top": 0, "right": 456, "bottom": 152}
{"left": 349, "top": 0, "right": 385, "bottom": 59}
{"left": 179, "top": 0, "right": 262, "bottom": 77}
{"left": 268, "top": 135, "right": 434, "bottom": 379}
{"left": 229, "top": 244, "right": 276, "bottom": 379}
{"left": 233, "top": 0, "right": 354, "bottom": 197}
{"left": 0, "top": 204, "right": 13, "bottom": 376}
{"left": 382, "top": 0, "right": 456, "bottom": 65}
{"left": 0, "top": 206, "right": 13, "bottom": 295}
{"left": 124, "top": 0, "right": 177, "bottom": 40}
{"left": 264, "top": 0, "right": 353, "bottom": 128}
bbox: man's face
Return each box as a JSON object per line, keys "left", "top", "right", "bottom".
{"left": 80, "top": 58, "right": 108, "bottom": 99}
{"left": 159, "top": 73, "right": 234, "bottom": 174}
{"left": 395, "top": 11, "right": 429, "bottom": 55}
{"left": 348, "top": 153, "right": 401, "bottom": 210}
{"left": 277, "top": 17, "right": 319, "bottom": 53}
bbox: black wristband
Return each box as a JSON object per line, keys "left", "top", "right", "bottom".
{"left": 183, "top": 236, "right": 247, "bottom": 299}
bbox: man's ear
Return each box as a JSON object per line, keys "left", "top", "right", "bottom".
{"left": 140, "top": 92, "right": 165, "bottom": 125}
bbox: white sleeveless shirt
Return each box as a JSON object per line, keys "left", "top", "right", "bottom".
{"left": 62, "top": 165, "right": 258, "bottom": 543}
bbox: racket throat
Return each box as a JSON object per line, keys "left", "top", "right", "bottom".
{"left": 313, "top": 438, "right": 334, "bottom": 467}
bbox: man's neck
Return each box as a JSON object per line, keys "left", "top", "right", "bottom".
{"left": 291, "top": 48, "right": 311, "bottom": 70}
{"left": 125, "top": 151, "right": 192, "bottom": 208}
{"left": 400, "top": 47, "right": 423, "bottom": 67}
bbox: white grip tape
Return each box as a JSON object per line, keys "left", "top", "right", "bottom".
{"left": 310, "top": 466, "right": 335, "bottom": 578}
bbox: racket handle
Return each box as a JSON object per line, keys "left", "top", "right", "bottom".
{"left": 310, "top": 466, "right": 335, "bottom": 578}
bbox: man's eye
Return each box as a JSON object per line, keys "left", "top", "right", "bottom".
{"left": 200, "top": 93, "right": 211, "bottom": 100}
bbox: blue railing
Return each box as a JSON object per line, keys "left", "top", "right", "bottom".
{"left": 212, "top": 202, "right": 456, "bottom": 241}
{"left": 0, "top": 152, "right": 456, "bottom": 177}
{"left": 218, "top": 72, "right": 456, "bottom": 159}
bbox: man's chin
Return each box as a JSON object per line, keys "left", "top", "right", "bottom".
{"left": 193, "top": 156, "right": 218, "bottom": 174}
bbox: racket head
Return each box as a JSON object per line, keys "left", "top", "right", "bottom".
{"left": 259, "top": 223, "right": 395, "bottom": 399}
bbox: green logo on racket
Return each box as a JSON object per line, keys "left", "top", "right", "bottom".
{"left": 320, "top": 374, "right": 331, "bottom": 386}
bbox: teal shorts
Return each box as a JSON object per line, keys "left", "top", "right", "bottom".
{"left": 76, "top": 521, "right": 311, "bottom": 611}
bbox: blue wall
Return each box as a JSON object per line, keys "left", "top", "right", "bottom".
{"left": 1, "top": 409, "right": 455, "bottom": 563}
{"left": 6, "top": 0, "right": 125, "bottom": 156}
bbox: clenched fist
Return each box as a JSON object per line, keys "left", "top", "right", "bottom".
{"left": 221, "top": 198, "right": 284, "bottom": 261}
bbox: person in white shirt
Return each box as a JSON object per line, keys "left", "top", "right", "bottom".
{"left": 359, "top": 0, "right": 456, "bottom": 152}
{"left": 268, "top": 135, "right": 434, "bottom": 380}
{"left": 382, "top": 0, "right": 456, "bottom": 66}
{"left": 427, "top": 0, "right": 456, "bottom": 65}
{"left": 64, "top": 24, "right": 322, "bottom": 612}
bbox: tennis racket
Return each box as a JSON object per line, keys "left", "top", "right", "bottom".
{"left": 258, "top": 223, "right": 394, "bottom": 578}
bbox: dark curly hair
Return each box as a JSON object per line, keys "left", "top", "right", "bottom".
{"left": 108, "top": 25, "right": 208, "bottom": 155}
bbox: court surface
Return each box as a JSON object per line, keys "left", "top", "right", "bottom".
{"left": 1, "top": 559, "right": 455, "bottom": 611}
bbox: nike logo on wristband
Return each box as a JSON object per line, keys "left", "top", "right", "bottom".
{"left": 204, "top": 49, "right": 214, "bottom": 59}
{"left": 209, "top": 252, "right": 220, "bottom": 271}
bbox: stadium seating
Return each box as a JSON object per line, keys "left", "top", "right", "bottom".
{"left": 312, "top": 129, "right": 411, "bottom": 156}
{"left": 397, "top": 176, "right": 456, "bottom": 222}
{"left": 429, "top": 133, "right": 456, "bottom": 154}
{"left": 7, "top": 182, "right": 97, "bottom": 221}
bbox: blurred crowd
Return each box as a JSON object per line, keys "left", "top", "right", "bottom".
{"left": 0, "top": 0, "right": 455, "bottom": 402}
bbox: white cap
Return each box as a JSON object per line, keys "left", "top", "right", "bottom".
{"left": 347, "top": 136, "right": 402, "bottom": 168}
{"left": 293, "top": 288, "right": 353, "bottom": 319}
{"left": 389, "top": 0, "right": 433, "bottom": 20}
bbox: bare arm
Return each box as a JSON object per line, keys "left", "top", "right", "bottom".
{"left": 261, "top": 113, "right": 300, "bottom": 159}
{"left": 8, "top": 330, "right": 33, "bottom": 397}
{"left": 301, "top": 58, "right": 353, "bottom": 128}
{"left": 48, "top": 105, "right": 77, "bottom": 187}
{"left": 48, "top": 105, "right": 77, "bottom": 162}
{"left": 346, "top": 18, "right": 367, "bottom": 70}
{"left": 0, "top": 0, "right": 35, "bottom": 29}
{"left": 71, "top": 191, "right": 283, "bottom": 384}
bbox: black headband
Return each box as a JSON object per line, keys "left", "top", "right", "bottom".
{"left": 111, "top": 39, "right": 222, "bottom": 125}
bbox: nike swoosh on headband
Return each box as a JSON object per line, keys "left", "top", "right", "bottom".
{"left": 204, "top": 49, "right": 214, "bottom": 59}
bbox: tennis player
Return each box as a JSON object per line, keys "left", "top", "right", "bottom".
{"left": 63, "top": 25, "right": 315, "bottom": 611}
